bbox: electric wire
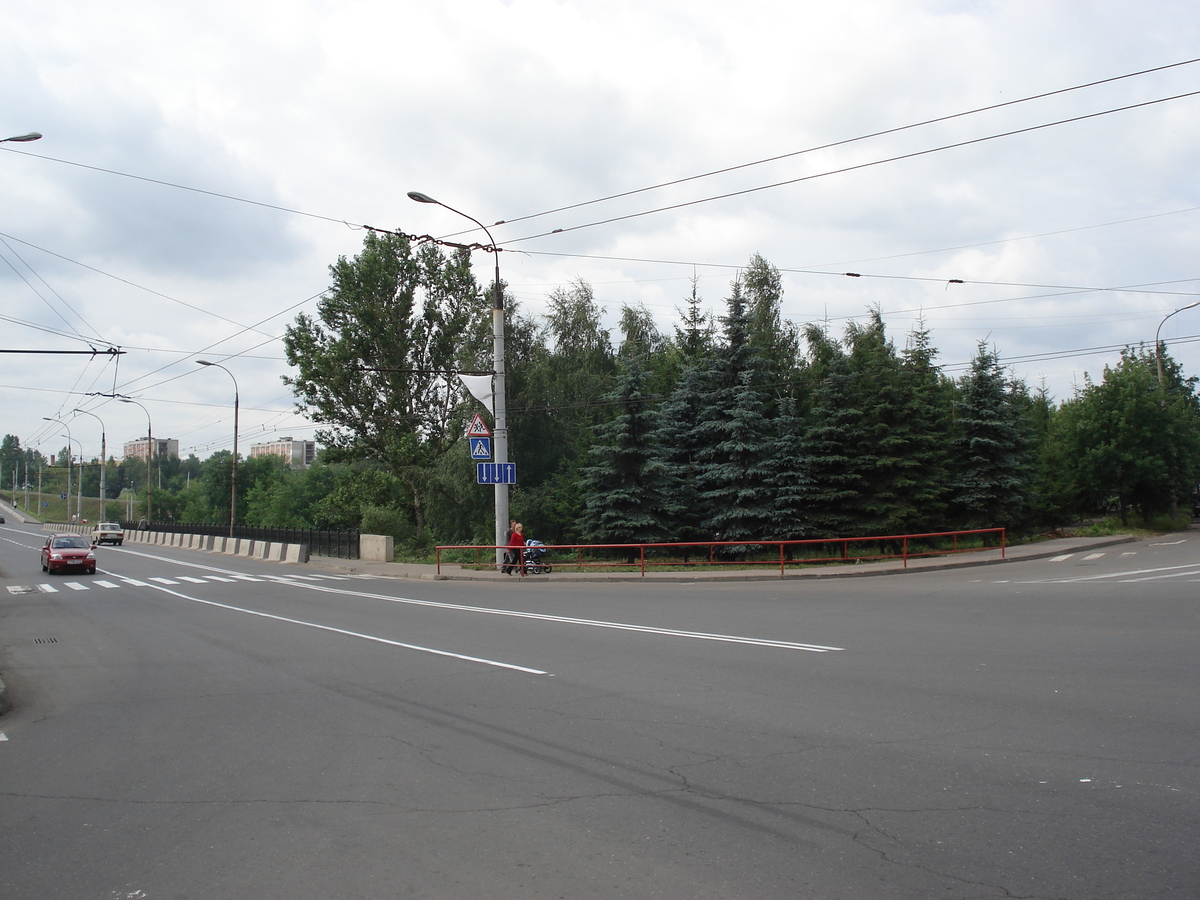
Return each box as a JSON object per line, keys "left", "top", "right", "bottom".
{"left": 487, "top": 56, "right": 1200, "bottom": 230}
{"left": 502, "top": 89, "right": 1200, "bottom": 245}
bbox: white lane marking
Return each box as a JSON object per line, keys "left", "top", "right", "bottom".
{"left": 1083, "top": 553, "right": 1105, "bottom": 560}
{"left": 97, "top": 545, "right": 839, "bottom": 651}
{"left": 0, "top": 733, "right": 7, "bottom": 741}
{"left": 287, "top": 581, "right": 844, "bottom": 653}
{"left": 101, "top": 569, "right": 550, "bottom": 676}
{"left": 1022, "top": 563, "right": 1200, "bottom": 584}
{"left": 205, "top": 576, "right": 236, "bottom": 582}
{"left": 94, "top": 580, "right": 119, "bottom": 588}
{"left": 1117, "top": 569, "right": 1200, "bottom": 582}
{"left": 1151, "top": 539, "right": 1187, "bottom": 546}
{"left": 121, "top": 579, "right": 150, "bottom": 587}
{"left": 149, "top": 577, "right": 180, "bottom": 585}
{"left": 229, "top": 575, "right": 262, "bottom": 582}
{"left": 176, "top": 576, "right": 209, "bottom": 584}
{"left": 1120, "top": 551, "right": 1137, "bottom": 557}
{"left": 38, "top": 583, "right": 57, "bottom": 593}
{"left": 64, "top": 582, "right": 89, "bottom": 591}
{"left": 1050, "top": 554, "right": 1074, "bottom": 562}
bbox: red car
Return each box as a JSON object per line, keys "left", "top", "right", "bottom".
{"left": 41, "top": 533, "right": 97, "bottom": 575}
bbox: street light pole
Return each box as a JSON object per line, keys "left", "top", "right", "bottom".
{"left": 63, "top": 435, "right": 83, "bottom": 522}
{"left": 72, "top": 408, "right": 107, "bottom": 522}
{"left": 408, "top": 191, "right": 508, "bottom": 566}
{"left": 196, "top": 361, "right": 240, "bottom": 537}
{"left": 1155, "top": 300, "right": 1200, "bottom": 388}
{"left": 0, "top": 132, "right": 42, "bottom": 145}
{"left": 43, "top": 417, "right": 72, "bottom": 523}
{"left": 118, "top": 399, "right": 153, "bottom": 524}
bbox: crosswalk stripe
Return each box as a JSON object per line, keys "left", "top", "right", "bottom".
{"left": 64, "top": 582, "right": 88, "bottom": 591}
{"left": 149, "top": 577, "right": 180, "bottom": 585}
{"left": 1050, "top": 554, "right": 1074, "bottom": 561}
{"left": 122, "top": 579, "right": 149, "bottom": 586}
{"left": 1083, "top": 552, "right": 1105, "bottom": 560}
{"left": 38, "top": 583, "right": 57, "bottom": 593}
{"left": 94, "top": 580, "right": 119, "bottom": 588}
{"left": 177, "top": 576, "right": 209, "bottom": 583}
{"left": 205, "top": 576, "right": 236, "bottom": 582}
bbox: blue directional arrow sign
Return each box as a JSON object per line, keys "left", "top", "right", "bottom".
{"left": 469, "top": 437, "right": 492, "bottom": 460}
{"left": 476, "top": 462, "right": 517, "bottom": 485}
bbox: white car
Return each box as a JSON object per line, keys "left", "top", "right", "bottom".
{"left": 91, "top": 522, "right": 125, "bottom": 545}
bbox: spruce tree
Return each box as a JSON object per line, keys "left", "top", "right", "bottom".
{"left": 694, "top": 279, "right": 777, "bottom": 545}
{"left": 948, "top": 342, "right": 1033, "bottom": 530}
{"left": 578, "top": 356, "right": 679, "bottom": 549}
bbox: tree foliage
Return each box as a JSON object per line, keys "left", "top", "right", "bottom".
{"left": 282, "top": 232, "right": 489, "bottom": 537}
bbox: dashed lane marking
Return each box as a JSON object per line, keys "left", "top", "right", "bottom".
{"left": 64, "top": 582, "right": 88, "bottom": 591}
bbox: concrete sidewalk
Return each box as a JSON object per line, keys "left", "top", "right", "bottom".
{"left": 306, "top": 533, "right": 1141, "bottom": 582}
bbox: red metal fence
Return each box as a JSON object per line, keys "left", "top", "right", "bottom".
{"left": 436, "top": 528, "right": 1006, "bottom": 576}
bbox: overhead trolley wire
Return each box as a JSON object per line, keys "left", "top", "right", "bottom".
{"left": 502, "top": 89, "right": 1200, "bottom": 245}
{"left": 488, "top": 56, "right": 1200, "bottom": 231}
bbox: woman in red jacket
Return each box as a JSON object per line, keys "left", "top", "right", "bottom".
{"left": 504, "top": 522, "right": 525, "bottom": 576}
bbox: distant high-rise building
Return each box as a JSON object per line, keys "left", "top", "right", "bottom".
{"left": 123, "top": 437, "right": 179, "bottom": 461}
{"left": 249, "top": 437, "right": 317, "bottom": 467}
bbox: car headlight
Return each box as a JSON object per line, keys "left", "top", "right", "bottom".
{"left": 86, "top": 551, "right": 95, "bottom": 560}
{"left": 50, "top": 553, "right": 63, "bottom": 560}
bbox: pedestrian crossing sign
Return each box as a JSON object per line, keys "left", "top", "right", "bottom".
{"left": 466, "top": 413, "right": 492, "bottom": 437}
{"left": 470, "top": 437, "right": 492, "bottom": 459}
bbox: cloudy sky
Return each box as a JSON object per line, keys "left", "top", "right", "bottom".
{"left": 3, "top": 0, "right": 1200, "bottom": 470}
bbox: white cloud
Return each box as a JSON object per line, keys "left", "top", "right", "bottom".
{"left": 3, "top": 0, "right": 1200, "bottom": 459}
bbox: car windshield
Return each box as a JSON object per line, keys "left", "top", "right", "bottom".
{"left": 53, "top": 536, "right": 91, "bottom": 549}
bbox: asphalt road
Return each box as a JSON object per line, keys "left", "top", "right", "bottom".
{"left": 0, "top": 521, "right": 1196, "bottom": 899}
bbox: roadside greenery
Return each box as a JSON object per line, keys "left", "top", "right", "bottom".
{"left": 7, "top": 241, "right": 1199, "bottom": 554}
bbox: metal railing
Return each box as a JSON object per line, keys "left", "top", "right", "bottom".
{"left": 436, "top": 528, "right": 1006, "bottom": 576}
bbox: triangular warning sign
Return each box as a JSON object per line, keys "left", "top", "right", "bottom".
{"left": 466, "top": 413, "right": 492, "bottom": 437}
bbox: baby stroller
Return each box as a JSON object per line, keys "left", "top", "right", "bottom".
{"left": 522, "top": 540, "right": 552, "bottom": 575}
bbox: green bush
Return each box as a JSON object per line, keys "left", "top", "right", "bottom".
{"left": 360, "top": 505, "right": 414, "bottom": 547}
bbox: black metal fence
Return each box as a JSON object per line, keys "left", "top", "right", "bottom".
{"left": 122, "top": 522, "right": 360, "bottom": 559}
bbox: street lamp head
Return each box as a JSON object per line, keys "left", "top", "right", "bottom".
{"left": 1, "top": 132, "right": 42, "bottom": 143}
{"left": 407, "top": 191, "right": 439, "bottom": 205}
{"left": 196, "top": 359, "right": 215, "bottom": 367}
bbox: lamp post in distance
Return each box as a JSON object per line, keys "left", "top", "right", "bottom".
{"left": 407, "top": 191, "right": 509, "bottom": 565}
{"left": 72, "top": 408, "right": 107, "bottom": 523}
{"left": 118, "top": 398, "right": 153, "bottom": 525}
{"left": 196, "top": 360, "right": 240, "bottom": 538}
{"left": 1155, "top": 300, "right": 1200, "bottom": 388}
{"left": 42, "top": 417, "right": 73, "bottom": 523}
{"left": 61, "top": 434, "right": 84, "bottom": 521}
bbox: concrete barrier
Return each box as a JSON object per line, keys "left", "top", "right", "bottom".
{"left": 38, "top": 525, "right": 312, "bottom": 566}
{"left": 360, "top": 533, "right": 394, "bottom": 562}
